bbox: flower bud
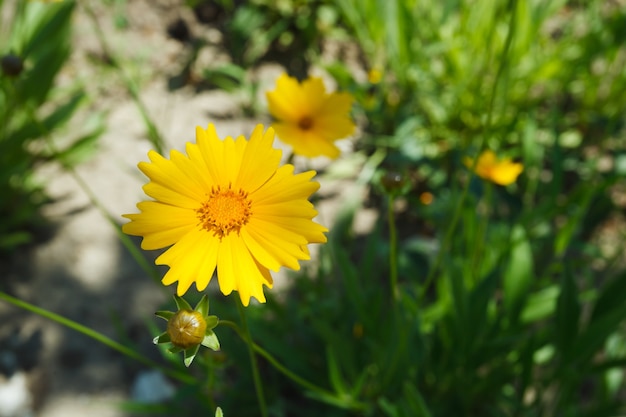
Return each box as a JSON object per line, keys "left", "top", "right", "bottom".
{"left": 1, "top": 54, "right": 24, "bottom": 77}
{"left": 167, "top": 309, "right": 207, "bottom": 349}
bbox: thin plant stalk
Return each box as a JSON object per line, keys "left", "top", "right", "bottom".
{"left": 0, "top": 291, "right": 195, "bottom": 385}
{"left": 387, "top": 194, "right": 399, "bottom": 300}
{"left": 219, "top": 319, "right": 363, "bottom": 407}
{"left": 236, "top": 300, "right": 268, "bottom": 417}
{"left": 419, "top": 0, "right": 519, "bottom": 302}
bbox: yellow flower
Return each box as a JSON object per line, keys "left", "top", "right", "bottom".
{"left": 266, "top": 73, "right": 355, "bottom": 159}
{"left": 367, "top": 69, "right": 382, "bottom": 84}
{"left": 122, "top": 124, "right": 328, "bottom": 306}
{"left": 464, "top": 150, "right": 524, "bottom": 186}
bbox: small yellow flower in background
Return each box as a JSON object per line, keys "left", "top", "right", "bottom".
{"left": 464, "top": 150, "right": 524, "bottom": 186}
{"left": 123, "top": 124, "right": 328, "bottom": 306}
{"left": 367, "top": 68, "right": 382, "bottom": 84}
{"left": 266, "top": 73, "right": 355, "bottom": 159}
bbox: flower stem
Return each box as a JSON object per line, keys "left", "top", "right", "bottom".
{"left": 236, "top": 302, "right": 268, "bottom": 417}
{"left": 0, "top": 291, "right": 195, "bottom": 385}
{"left": 219, "top": 320, "right": 368, "bottom": 411}
{"left": 387, "top": 195, "right": 399, "bottom": 300}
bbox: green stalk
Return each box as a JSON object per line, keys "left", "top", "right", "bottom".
{"left": 387, "top": 194, "right": 399, "bottom": 300}
{"left": 219, "top": 319, "right": 356, "bottom": 405}
{"left": 419, "top": 0, "right": 519, "bottom": 302}
{"left": 236, "top": 301, "right": 268, "bottom": 417}
{"left": 0, "top": 291, "right": 195, "bottom": 385}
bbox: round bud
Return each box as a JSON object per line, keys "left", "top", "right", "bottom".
{"left": 1, "top": 54, "right": 24, "bottom": 77}
{"left": 380, "top": 171, "right": 405, "bottom": 193}
{"left": 167, "top": 309, "right": 207, "bottom": 349}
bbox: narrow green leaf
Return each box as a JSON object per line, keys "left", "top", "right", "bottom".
{"left": 553, "top": 267, "right": 580, "bottom": 355}
{"left": 326, "top": 346, "right": 348, "bottom": 395}
{"left": 591, "top": 272, "right": 626, "bottom": 322}
{"left": 155, "top": 311, "right": 175, "bottom": 321}
{"left": 173, "top": 295, "right": 193, "bottom": 311}
{"left": 194, "top": 294, "right": 209, "bottom": 316}
{"left": 403, "top": 382, "right": 433, "bottom": 417}
{"left": 183, "top": 345, "right": 200, "bottom": 367}
{"left": 521, "top": 285, "right": 559, "bottom": 323}
{"left": 153, "top": 333, "right": 170, "bottom": 345}
{"left": 503, "top": 225, "right": 533, "bottom": 322}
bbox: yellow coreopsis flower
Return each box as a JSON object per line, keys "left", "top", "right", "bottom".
{"left": 266, "top": 73, "right": 355, "bottom": 159}
{"left": 464, "top": 150, "right": 524, "bottom": 186}
{"left": 122, "top": 124, "right": 328, "bottom": 306}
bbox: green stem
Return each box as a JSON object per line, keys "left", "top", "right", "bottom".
{"left": 0, "top": 291, "right": 195, "bottom": 385}
{"left": 219, "top": 320, "right": 366, "bottom": 409}
{"left": 387, "top": 195, "right": 399, "bottom": 300}
{"left": 236, "top": 302, "right": 268, "bottom": 417}
{"left": 419, "top": 0, "right": 519, "bottom": 302}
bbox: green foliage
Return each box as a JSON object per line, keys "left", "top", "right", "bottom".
{"left": 0, "top": 0, "right": 103, "bottom": 254}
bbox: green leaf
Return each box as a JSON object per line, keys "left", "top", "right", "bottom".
{"left": 173, "top": 295, "right": 193, "bottom": 311}
{"left": 52, "top": 124, "right": 104, "bottom": 167}
{"left": 153, "top": 332, "right": 171, "bottom": 345}
{"left": 521, "top": 285, "right": 559, "bottom": 323}
{"left": 194, "top": 294, "right": 209, "bottom": 316}
{"left": 553, "top": 267, "right": 580, "bottom": 355}
{"left": 565, "top": 303, "right": 626, "bottom": 366}
{"left": 503, "top": 225, "right": 533, "bottom": 322}
{"left": 21, "top": 1, "right": 75, "bottom": 58}
{"left": 155, "top": 311, "right": 175, "bottom": 321}
{"left": 8, "top": 94, "right": 85, "bottom": 144}
{"left": 202, "top": 64, "right": 247, "bottom": 92}
{"left": 201, "top": 331, "right": 220, "bottom": 351}
{"left": 183, "top": 344, "right": 200, "bottom": 367}
{"left": 403, "top": 382, "right": 433, "bottom": 417}
{"left": 326, "top": 346, "right": 348, "bottom": 396}
{"left": 590, "top": 271, "right": 626, "bottom": 323}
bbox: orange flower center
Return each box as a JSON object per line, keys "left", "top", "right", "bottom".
{"left": 298, "top": 116, "right": 314, "bottom": 131}
{"left": 196, "top": 185, "right": 252, "bottom": 239}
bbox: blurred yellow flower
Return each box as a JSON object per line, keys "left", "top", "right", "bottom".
{"left": 367, "top": 69, "right": 382, "bottom": 84}
{"left": 123, "top": 124, "right": 328, "bottom": 306}
{"left": 266, "top": 73, "right": 355, "bottom": 159}
{"left": 464, "top": 150, "right": 524, "bottom": 186}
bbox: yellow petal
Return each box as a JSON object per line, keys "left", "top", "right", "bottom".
{"left": 122, "top": 202, "right": 196, "bottom": 249}
{"left": 490, "top": 162, "right": 524, "bottom": 185}
{"left": 300, "top": 76, "right": 327, "bottom": 114}
{"left": 266, "top": 73, "right": 306, "bottom": 122}
{"left": 235, "top": 125, "right": 282, "bottom": 192}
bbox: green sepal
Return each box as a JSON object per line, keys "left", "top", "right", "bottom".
{"left": 168, "top": 346, "right": 183, "bottom": 354}
{"left": 155, "top": 310, "right": 175, "bottom": 321}
{"left": 205, "top": 315, "right": 219, "bottom": 330}
{"left": 195, "top": 294, "right": 209, "bottom": 316}
{"left": 153, "top": 332, "right": 171, "bottom": 345}
{"left": 184, "top": 345, "right": 200, "bottom": 367}
{"left": 174, "top": 295, "right": 193, "bottom": 311}
{"left": 201, "top": 330, "right": 220, "bottom": 351}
